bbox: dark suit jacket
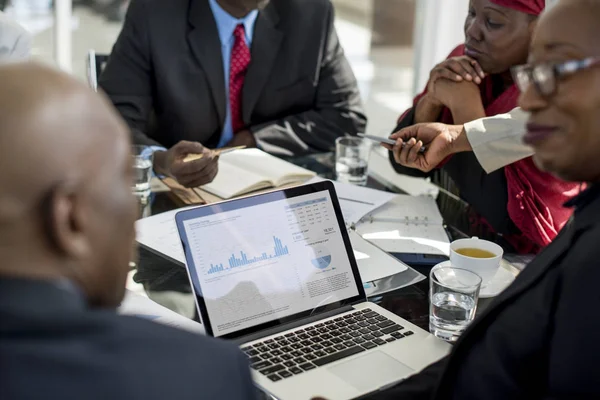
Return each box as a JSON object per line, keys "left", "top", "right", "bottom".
{"left": 99, "top": 0, "right": 366, "bottom": 156}
{"left": 366, "top": 184, "right": 600, "bottom": 400}
{"left": 0, "top": 278, "right": 256, "bottom": 400}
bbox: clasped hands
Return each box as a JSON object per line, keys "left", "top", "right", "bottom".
{"left": 385, "top": 56, "right": 486, "bottom": 172}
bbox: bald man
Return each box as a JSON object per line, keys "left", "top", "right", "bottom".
{"left": 0, "top": 63, "right": 255, "bottom": 400}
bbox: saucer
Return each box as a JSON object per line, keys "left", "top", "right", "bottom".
{"left": 432, "top": 261, "right": 515, "bottom": 298}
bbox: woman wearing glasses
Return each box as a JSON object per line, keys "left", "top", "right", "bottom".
{"left": 387, "top": 0, "right": 581, "bottom": 255}
{"left": 353, "top": 2, "right": 600, "bottom": 398}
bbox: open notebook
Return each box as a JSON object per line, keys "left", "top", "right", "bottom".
{"left": 356, "top": 195, "right": 450, "bottom": 256}
{"left": 200, "top": 149, "right": 316, "bottom": 199}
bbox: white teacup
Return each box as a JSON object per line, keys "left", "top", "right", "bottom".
{"left": 449, "top": 237, "right": 503, "bottom": 285}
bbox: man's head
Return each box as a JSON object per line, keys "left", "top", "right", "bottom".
{"left": 518, "top": 0, "right": 600, "bottom": 182}
{"left": 216, "top": 0, "right": 270, "bottom": 18}
{"left": 0, "top": 63, "right": 137, "bottom": 308}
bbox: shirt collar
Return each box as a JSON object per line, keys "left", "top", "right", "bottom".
{"left": 208, "top": 0, "right": 258, "bottom": 46}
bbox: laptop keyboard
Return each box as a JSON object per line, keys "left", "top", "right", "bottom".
{"left": 242, "top": 308, "right": 414, "bottom": 382}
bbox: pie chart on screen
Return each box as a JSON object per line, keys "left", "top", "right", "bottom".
{"left": 310, "top": 245, "right": 332, "bottom": 269}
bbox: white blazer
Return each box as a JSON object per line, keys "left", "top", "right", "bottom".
{"left": 465, "top": 108, "right": 533, "bottom": 173}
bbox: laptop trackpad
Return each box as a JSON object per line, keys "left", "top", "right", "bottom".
{"left": 327, "top": 351, "right": 414, "bottom": 392}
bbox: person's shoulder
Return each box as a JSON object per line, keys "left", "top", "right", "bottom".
{"left": 566, "top": 222, "right": 600, "bottom": 264}
{"left": 280, "top": 0, "right": 332, "bottom": 9}
{"left": 556, "top": 221, "right": 600, "bottom": 290}
{"left": 98, "top": 312, "right": 243, "bottom": 362}
{"left": 1, "top": 310, "right": 251, "bottom": 398}
{"left": 126, "top": 0, "right": 188, "bottom": 20}
{"left": 272, "top": 0, "right": 333, "bottom": 22}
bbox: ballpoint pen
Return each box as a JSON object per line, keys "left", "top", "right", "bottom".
{"left": 183, "top": 145, "right": 246, "bottom": 163}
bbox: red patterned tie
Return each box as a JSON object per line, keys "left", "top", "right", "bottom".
{"left": 229, "top": 24, "right": 251, "bottom": 133}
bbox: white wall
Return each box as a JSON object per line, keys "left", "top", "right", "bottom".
{"left": 411, "top": 0, "right": 469, "bottom": 95}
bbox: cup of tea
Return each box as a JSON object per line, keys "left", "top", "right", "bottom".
{"left": 449, "top": 237, "right": 503, "bottom": 285}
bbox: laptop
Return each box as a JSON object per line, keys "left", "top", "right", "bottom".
{"left": 175, "top": 181, "right": 450, "bottom": 400}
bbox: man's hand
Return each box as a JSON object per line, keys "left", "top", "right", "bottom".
{"left": 383, "top": 123, "right": 471, "bottom": 172}
{"left": 153, "top": 140, "right": 219, "bottom": 188}
{"left": 225, "top": 129, "right": 257, "bottom": 148}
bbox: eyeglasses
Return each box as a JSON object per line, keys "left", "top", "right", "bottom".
{"left": 511, "top": 56, "right": 600, "bottom": 97}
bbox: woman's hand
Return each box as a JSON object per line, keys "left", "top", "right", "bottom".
{"left": 432, "top": 79, "right": 486, "bottom": 124}
{"left": 431, "top": 79, "right": 481, "bottom": 109}
{"left": 414, "top": 56, "right": 485, "bottom": 124}
{"left": 426, "top": 56, "right": 485, "bottom": 106}
{"left": 429, "top": 56, "right": 485, "bottom": 86}
{"left": 383, "top": 123, "right": 470, "bottom": 172}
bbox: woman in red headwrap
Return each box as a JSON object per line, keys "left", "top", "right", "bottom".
{"left": 389, "top": 0, "right": 581, "bottom": 254}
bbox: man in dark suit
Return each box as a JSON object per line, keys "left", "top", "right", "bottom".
{"left": 0, "top": 63, "right": 256, "bottom": 400}
{"left": 99, "top": 0, "right": 366, "bottom": 188}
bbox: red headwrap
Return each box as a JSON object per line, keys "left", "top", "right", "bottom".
{"left": 490, "top": 0, "right": 545, "bottom": 15}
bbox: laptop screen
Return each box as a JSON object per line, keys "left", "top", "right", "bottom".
{"left": 176, "top": 182, "right": 364, "bottom": 339}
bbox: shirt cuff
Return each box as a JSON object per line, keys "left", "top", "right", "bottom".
{"left": 464, "top": 114, "right": 532, "bottom": 174}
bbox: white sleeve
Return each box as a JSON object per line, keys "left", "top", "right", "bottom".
{"left": 464, "top": 108, "right": 533, "bottom": 173}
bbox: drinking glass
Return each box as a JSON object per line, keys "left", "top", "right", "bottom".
{"left": 429, "top": 267, "right": 482, "bottom": 342}
{"left": 335, "top": 137, "right": 371, "bottom": 186}
{"left": 132, "top": 145, "right": 153, "bottom": 193}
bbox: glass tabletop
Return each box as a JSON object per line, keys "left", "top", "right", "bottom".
{"left": 132, "top": 152, "right": 501, "bottom": 333}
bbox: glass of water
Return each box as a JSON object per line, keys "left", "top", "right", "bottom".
{"left": 429, "top": 267, "right": 482, "bottom": 342}
{"left": 335, "top": 137, "right": 371, "bottom": 186}
{"left": 132, "top": 145, "right": 153, "bottom": 193}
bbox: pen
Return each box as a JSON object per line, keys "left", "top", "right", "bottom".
{"left": 358, "top": 133, "right": 427, "bottom": 153}
{"left": 183, "top": 145, "right": 246, "bottom": 163}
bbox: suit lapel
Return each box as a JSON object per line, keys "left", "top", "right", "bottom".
{"left": 242, "top": 4, "right": 283, "bottom": 123}
{"left": 187, "top": 0, "right": 226, "bottom": 127}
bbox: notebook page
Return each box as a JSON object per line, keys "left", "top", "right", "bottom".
{"left": 362, "top": 195, "right": 444, "bottom": 225}
{"left": 357, "top": 220, "right": 450, "bottom": 256}
{"left": 200, "top": 161, "right": 270, "bottom": 199}
{"left": 219, "top": 148, "right": 315, "bottom": 186}
{"left": 356, "top": 195, "right": 449, "bottom": 255}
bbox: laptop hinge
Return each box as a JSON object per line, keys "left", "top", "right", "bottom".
{"left": 233, "top": 305, "right": 355, "bottom": 345}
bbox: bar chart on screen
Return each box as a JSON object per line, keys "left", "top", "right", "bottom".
{"left": 207, "top": 236, "right": 291, "bottom": 275}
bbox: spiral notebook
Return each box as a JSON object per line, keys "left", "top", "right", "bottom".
{"left": 355, "top": 195, "right": 450, "bottom": 256}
